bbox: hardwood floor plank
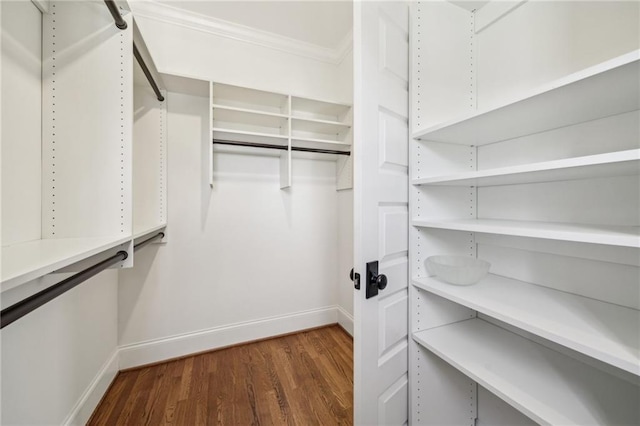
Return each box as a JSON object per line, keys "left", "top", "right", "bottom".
{"left": 89, "top": 325, "right": 353, "bottom": 425}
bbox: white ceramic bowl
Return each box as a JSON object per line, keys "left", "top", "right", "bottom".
{"left": 425, "top": 255, "right": 490, "bottom": 286}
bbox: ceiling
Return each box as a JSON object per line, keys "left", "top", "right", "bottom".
{"left": 154, "top": 1, "right": 353, "bottom": 49}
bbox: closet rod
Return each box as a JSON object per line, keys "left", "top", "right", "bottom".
{"left": 133, "top": 44, "right": 165, "bottom": 102}
{"left": 213, "top": 139, "right": 351, "bottom": 156}
{"left": 104, "top": 0, "right": 165, "bottom": 102}
{"left": 104, "top": 0, "right": 127, "bottom": 30}
{"left": 0, "top": 250, "right": 128, "bottom": 329}
{"left": 134, "top": 232, "right": 165, "bottom": 252}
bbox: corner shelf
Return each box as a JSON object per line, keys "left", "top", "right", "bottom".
{"left": 412, "top": 149, "right": 640, "bottom": 187}
{"left": 413, "top": 275, "right": 640, "bottom": 375}
{"left": 413, "top": 319, "right": 640, "bottom": 426}
{"left": 412, "top": 50, "right": 639, "bottom": 145}
{"left": 412, "top": 218, "right": 640, "bottom": 248}
{"left": 1, "top": 236, "right": 132, "bottom": 291}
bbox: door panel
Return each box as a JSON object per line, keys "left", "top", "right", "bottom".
{"left": 354, "top": 1, "right": 410, "bottom": 424}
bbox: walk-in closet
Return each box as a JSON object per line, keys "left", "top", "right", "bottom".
{"left": 1, "top": 0, "right": 638, "bottom": 425}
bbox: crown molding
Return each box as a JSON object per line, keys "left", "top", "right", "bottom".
{"left": 130, "top": 1, "right": 352, "bottom": 65}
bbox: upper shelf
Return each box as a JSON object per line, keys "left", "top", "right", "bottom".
{"left": 211, "top": 83, "right": 288, "bottom": 115}
{"left": 291, "top": 96, "right": 351, "bottom": 123}
{"left": 413, "top": 149, "right": 640, "bottom": 186}
{"left": 412, "top": 218, "right": 640, "bottom": 248}
{"left": 413, "top": 274, "right": 640, "bottom": 376}
{"left": 1, "top": 236, "right": 131, "bottom": 292}
{"left": 212, "top": 107, "right": 288, "bottom": 136}
{"left": 413, "top": 319, "right": 640, "bottom": 426}
{"left": 413, "top": 50, "right": 640, "bottom": 145}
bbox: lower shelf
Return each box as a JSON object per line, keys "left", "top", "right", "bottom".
{"left": 413, "top": 319, "right": 640, "bottom": 425}
{"left": 413, "top": 275, "right": 640, "bottom": 376}
{"left": 2, "top": 236, "right": 131, "bottom": 291}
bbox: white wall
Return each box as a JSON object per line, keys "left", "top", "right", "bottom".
{"left": 1, "top": 271, "right": 119, "bottom": 425}
{"left": 118, "top": 92, "right": 345, "bottom": 365}
{"left": 1, "top": 0, "right": 41, "bottom": 246}
{"left": 134, "top": 15, "right": 350, "bottom": 104}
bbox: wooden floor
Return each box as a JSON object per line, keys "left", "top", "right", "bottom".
{"left": 88, "top": 325, "right": 353, "bottom": 425}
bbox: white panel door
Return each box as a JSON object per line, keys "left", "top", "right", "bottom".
{"left": 353, "top": 1, "right": 410, "bottom": 425}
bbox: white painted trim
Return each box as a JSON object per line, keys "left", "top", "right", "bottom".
{"left": 118, "top": 306, "right": 339, "bottom": 369}
{"left": 63, "top": 350, "right": 119, "bottom": 426}
{"left": 130, "top": 1, "right": 352, "bottom": 65}
{"left": 337, "top": 305, "right": 354, "bottom": 337}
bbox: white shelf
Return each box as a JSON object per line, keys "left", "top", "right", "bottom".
{"left": 212, "top": 107, "right": 288, "bottom": 135}
{"left": 291, "top": 96, "right": 351, "bottom": 122}
{"left": 291, "top": 117, "right": 351, "bottom": 132}
{"left": 413, "top": 275, "right": 640, "bottom": 375}
{"left": 291, "top": 137, "right": 351, "bottom": 152}
{"left": 212, "top": 128, "right": 289, "bottom": 146}
{"left": 413, "top": 149, "right": 640, "bottom": 187}
{"left": 211, "top": 83, "right": 288, "bottom": 115}
{"left": 133, "top": 224, "right": 166, "bottom": 240}
{"left": 413, "top": 319, "right": 640, "bottom": 425}
{"left": 412, "top": 218, "right": 640, "bottom": 248}
{"left": 413, "top": 50, "right": 640, "bottom": 145}
{"left": 211, "top": 104, "right": 288, "bottom": 119}
{"left": 1, "top": 236, "right": 132, "bottom": 291}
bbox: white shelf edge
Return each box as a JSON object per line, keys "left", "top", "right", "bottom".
{"left": 212, "top": 128, "right": 289, "bottom": 141}
{"left": 412, "top": 49, "right": 640, "bottom": 144}
{"left": 291, "top": 95, "right": 352, "bottom": 108}
{"left": 211, "top": 104, "right": 288, "bottom": 119}
{"left": 1, "top": 235, "right": 133, "bottom": 291}
{"left": 291, "top": 116, "right": 352, "bottom": 128}
{"left": 412, "top": 218, "right": 640, "bottom": 248}
{"left": 412, "top": 275, "right": 640, "bottom": 376}
{"left": 413, "top": 319, "right": 640, "bottom": 426}
{"left": 133, "top": 224, "right": 167, "bottom": 240}
{"left": 412, "top": 149, "right": 640, "bottom": 186}
{"left": 291, "top": 136, "right": 351, "bottom": 147}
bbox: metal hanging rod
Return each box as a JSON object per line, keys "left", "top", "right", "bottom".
{"left": 134, "top": 232, "right": 165, "bottom": 251}
{"left": 213, "top": 139, "right": 351, "bottom": 156}
{"left": 104, "top": 0, "right": 165, "bottom": 102}
{"left": 133, "top": 44, "right": 165, "bottom": 102}
{"left": 104, "top": 0, "right": 127, "bottom": 30}
{"left": 0, "top": 250, "right": 128, "bottom": 329}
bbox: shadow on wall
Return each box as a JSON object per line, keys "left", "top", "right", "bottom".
{"left": 118, "top": 244, "right": 160, "bottom": 340}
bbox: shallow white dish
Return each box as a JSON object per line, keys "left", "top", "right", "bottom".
{"left": 426, "top": 255, "right": 490, "bottom": 286}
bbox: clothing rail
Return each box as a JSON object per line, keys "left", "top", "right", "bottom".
{"left": 213, "top": 139, "right": 351, "bottom": 156}
{"left": 104, "top": 0, "right": 126, "bottom": 30}
{"left": 104, "top": 0, "right": 165, "bottom": 102}
{"left": 133, "top": 44, "right": 165, "bottom": 102}
{"left": 0, "top": 250, "right": 128, "bottom": 329}
{"left": 134, "top": 232, "right": 165, "bottom": 251}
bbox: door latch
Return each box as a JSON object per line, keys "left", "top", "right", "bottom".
{"left": 366, "top": 261, "right": 387, "bottom": 299}
{"left": 350, "top": 268, "right": 360, "bottom": 290}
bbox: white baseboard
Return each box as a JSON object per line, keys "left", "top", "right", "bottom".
{"left": 63, "top": 349, "right": 119, "bottom": 426}
{"left": 118, "top": 306, "right": 338, "bottom": 369}
{"left": 64, "top": 306, "right": 341, "bottom": 421}
{"left": 337, "top": 305, "right": 354, "bottom": 336}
